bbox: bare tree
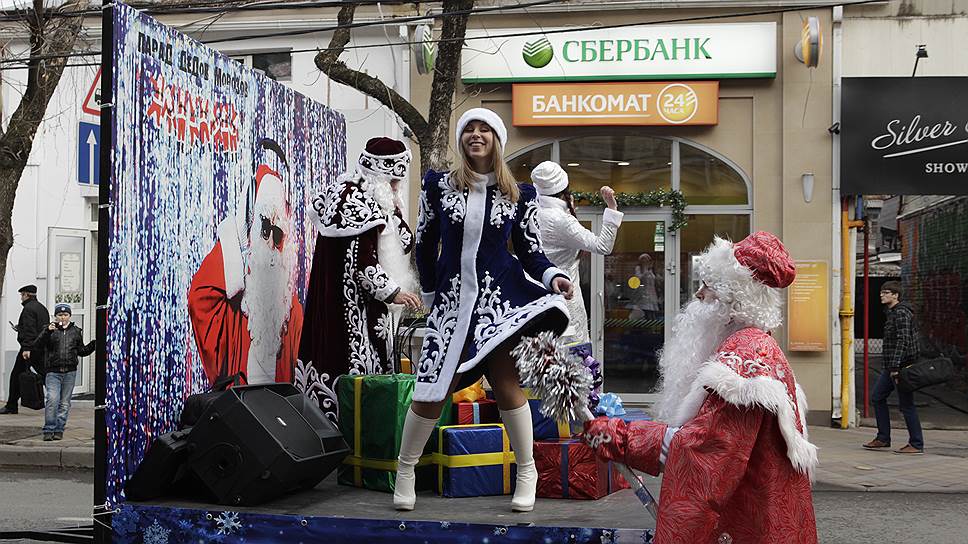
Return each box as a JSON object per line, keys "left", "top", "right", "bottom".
{"left": 315, "top": 0, "right": 474, "bottom": 174}
{"left": 0, "top": 0, "right": 90, "bottom": 297}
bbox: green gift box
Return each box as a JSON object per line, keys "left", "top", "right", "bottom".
{"left": 337, "top": 373, "right": 452, "bottom": 492}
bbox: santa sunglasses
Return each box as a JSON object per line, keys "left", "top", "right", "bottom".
{"left": 260, "top": 215, "right": 285, "bottom": 249}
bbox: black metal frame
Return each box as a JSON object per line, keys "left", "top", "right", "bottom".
{"left": 93, "top": 2, "right": 113, "bottom": 543}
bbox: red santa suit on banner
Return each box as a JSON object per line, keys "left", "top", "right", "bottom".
{"left": 584, "top": 231, "right": 818, "bottom": 544}
{"left": 188, "top": 148, "right": 304, "bottom": 386}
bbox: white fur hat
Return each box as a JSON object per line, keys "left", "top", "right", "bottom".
{"left": 530, "top": 161, "right": 569, "bottom": 196}
{"left": 455, "top": 108, "right": 508, "bottom": 150}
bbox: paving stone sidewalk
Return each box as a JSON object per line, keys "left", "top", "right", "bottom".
{"left": 810, "top": 424, "right": 968, "bottom": 493}
{"left": 2, "top": 401, "right": 967, "bottom": 494}
{"left": 0, "top": 400, "right": 94, "bottom": 469}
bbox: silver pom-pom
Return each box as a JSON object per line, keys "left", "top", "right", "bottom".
{"left": 511, "top": 331, "right": 592, "bottom": 423}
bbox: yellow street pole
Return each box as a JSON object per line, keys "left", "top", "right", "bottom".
{"left": 840, "top": 198, "right": 865, "bottom": 429}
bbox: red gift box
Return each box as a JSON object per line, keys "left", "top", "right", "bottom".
{"left": 534, "top": 438, "right": 630, "bottom": 499}
{"left": 454, "top": 398, "right": 500, "bottom": 425}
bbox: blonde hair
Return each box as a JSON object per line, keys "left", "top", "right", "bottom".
{"left": 451, "top": 135, "right": 520, "bottom": 202}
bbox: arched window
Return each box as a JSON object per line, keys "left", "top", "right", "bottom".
{"left": 507, "top": 132, "right": 752, "bottom": 208}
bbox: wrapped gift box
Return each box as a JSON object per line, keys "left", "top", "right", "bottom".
{"left": 434, "top": 424, "right": 516, "bottom": 498}
{"left": 337, "top": 373, "right": 451, "bottom": 492}
{"left": 534, "top": 438, "right": 629, "bottom": 500}
{"left": 620, "top": 409, "right": 652, "bottom": 424}
{"left": 454, "top": 398, "right": 500, "bottom": 425}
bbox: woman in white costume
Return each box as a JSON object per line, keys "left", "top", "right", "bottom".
{"left": 531, "top": 161, "right": 623, "bottom": 343}
{"left": 392, "top": 109, "right": 574, "bottom": 513}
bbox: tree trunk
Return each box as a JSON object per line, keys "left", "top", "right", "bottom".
{"left": 315, "top": 0, "right": 474, "bottom": 175}
{"left": 0, "top": 1, "right": 89, "bottom": 298}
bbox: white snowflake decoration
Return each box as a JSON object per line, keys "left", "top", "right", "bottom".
{"left": 143, "top": 520, "right": 170, "bottom": 544}
{"left": 215, "top": 511, "right": 242, "bottom": 535}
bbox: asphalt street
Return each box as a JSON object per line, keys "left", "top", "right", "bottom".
{"left": 1, "top": 469, "right": 967, "bottom": 543}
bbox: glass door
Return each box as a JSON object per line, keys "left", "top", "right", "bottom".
{"left": 47, "top": 228, "right": 93, "bottom": 394}
{"left": 586, "top": 214, "right": 675, "bottom": 400}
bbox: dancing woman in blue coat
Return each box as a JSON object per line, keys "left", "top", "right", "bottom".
{"left": 393, "top": 108, "right": 574, "bottom": 512}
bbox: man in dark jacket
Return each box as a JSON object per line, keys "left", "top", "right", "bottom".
{"left": 33, "top": 304, "right": 95, "bottom": 441}
{"left": 1, "top": 285, "right": 49, "bottom": 414}
{"left": 863, "top": 280, "right": 924, "bottom": 454}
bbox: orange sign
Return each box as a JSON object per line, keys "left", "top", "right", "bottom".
{"left": 512, "top": 81, "right": 718, "bottom": 126}
{"left": 788, "top": 260, "right": 829, "bottom": 352}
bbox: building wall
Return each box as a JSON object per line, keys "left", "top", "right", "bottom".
{"left": 409, "top": 6, "right": 835, "bottom": 416}
{"left": 0, "top": 9, "right": 410, "bottom": 396}
{"left": 899, "top": 197, "right": 968, "bottom": 355}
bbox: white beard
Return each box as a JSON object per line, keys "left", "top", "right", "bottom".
{"left": 378, "top": 215, "right": 417, "bottom": 294}
{"left": 241, "top": 196, "right": 296, "bottom": 385}
{"left": 653, "top": 298, "right": 736, "bottom": 423}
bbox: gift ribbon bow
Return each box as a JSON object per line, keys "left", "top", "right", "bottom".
{"left": 594, "top": 393, "right": 626, "bottom": 417}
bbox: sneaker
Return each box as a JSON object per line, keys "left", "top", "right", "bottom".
{"left": 862, "top": 439, "right": 891, "bottom": 450}
{"left": 52, "top": 432, "right": 63, "bottom": 441}
{"left": 894, "top": 444, "right": 924, "bottom": 455}
{"left": 0, "top": 406, "right": 18, "bottom": 415}
{"left": 43, "top": 433, "right": 53, "bottom": 441}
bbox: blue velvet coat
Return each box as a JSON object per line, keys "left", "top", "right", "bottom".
{"left": 414, "top": 170, "right": 569, "bottom": 402}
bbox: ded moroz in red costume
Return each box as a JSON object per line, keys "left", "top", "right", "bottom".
{"left": 188, "top": 158, "right": 303, "bottom": 387}
{"left": 584, "top": 231, "right": 818, "bottom": 544}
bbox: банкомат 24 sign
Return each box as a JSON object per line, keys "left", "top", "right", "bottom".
{"left": 461, "top": 23, "right": 776, "bottom": 83}
{"left": 842, "top": 77, "right": 968, "bottom": 196}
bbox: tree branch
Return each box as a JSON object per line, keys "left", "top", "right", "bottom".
{"left": 314, "top": 0, "right": 474, "bottom": 173}
{"left": 314, "top": 3, "right": 429, "bottom": 143}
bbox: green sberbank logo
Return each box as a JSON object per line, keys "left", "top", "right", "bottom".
{"left": 523, "top": 37, "right": 553, "bottom": 68}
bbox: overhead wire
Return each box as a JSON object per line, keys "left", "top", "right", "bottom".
{"left": 0, "top": 0, "right": 885, "bottom": 69}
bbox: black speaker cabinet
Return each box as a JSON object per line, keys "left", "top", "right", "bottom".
{"left": 125, "top": 428, "right": 194, "bottom": 501}
{"left": 186, "top": 383, "right": 349, "bottom": 505}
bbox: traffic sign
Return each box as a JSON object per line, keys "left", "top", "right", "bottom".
{"left": 82, "top": 68, "right": 101, "bottom": 117}
{"left": 78, "top": 122, "right": 100, "bottom": 185}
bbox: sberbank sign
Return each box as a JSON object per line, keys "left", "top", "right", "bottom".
{"left": 462, "top": 23, "right": 776, "bottom": 83}
{"left": 560, "top": 38, "right": 711, "bottom": 63}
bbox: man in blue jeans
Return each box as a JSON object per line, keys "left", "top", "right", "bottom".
{"left": 863, "top": 281, "right": 924, "bottom": 454}
{"left": 33, "top": 304, "right": 95, "bottom": 441}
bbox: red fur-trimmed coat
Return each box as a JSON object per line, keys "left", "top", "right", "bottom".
{"left": 623, "top": 327, "right": 818, "bottom": 543}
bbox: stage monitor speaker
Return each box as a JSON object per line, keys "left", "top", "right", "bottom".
{"left": 125, "top": 428, "right": 194, "bottom": 501}
{"left": 186, "top": 383, "right": 349, "bottom": 505}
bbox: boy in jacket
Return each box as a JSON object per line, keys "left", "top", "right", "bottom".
{"left": 34, "top": 304, "right": 95, "bottom": 441}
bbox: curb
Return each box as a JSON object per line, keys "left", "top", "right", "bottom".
{"left": 814, "top": 481, "right": 968, "bottom": 494}
{"left": 0, "top": 444, "right": 94, "bottom": 469}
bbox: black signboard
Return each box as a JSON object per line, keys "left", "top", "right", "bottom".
{"left": 842, "top": 77, "right": 968, "bottom": 195}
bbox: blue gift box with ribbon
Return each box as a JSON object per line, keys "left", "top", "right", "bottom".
{"left": 434, "top": 424, "right": 517, "bottom": 498}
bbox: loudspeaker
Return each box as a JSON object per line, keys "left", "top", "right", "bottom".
{"left": 125, "top": 428, "right": 194, "bottom": 501}
{"left": 186, "top": 383, "right": 349, "bottom": 505}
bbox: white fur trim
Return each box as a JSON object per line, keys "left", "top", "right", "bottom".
{"left": 418, "top": 177, "right": 487, "bottom": 401}
{"left": 541, "top": 267, "right": 569, "bottom": 291}
{"left": 456, "top": 108, "right": 507, "bottom": 150}
{"left": 530, "top": 161, "right": 568, "bottom": 196}
{"left": 602, "top": 208, "right": 624, "bottom": 226}
{"left": 670, "top": 359, "right": 819, "bottom": 480}
{"left": 217, "top": 217, "right": 245, "bottom": 299}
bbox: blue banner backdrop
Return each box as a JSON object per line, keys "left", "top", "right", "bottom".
{"left": 106, "top": 2, "right": 346, "bottom": 507}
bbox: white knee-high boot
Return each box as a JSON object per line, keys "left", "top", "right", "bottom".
{"left": 393, "top": 408, "right": 438, "bottom": 511}
{"left": 501, "top": 402, "right": 537, "bottom": 512}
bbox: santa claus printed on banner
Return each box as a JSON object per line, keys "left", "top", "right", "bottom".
{"left": 583, "top": 231, "right": 819, "bottom": 544}
{"left": 188, "top": 138, "right": 304, "bottom": 387}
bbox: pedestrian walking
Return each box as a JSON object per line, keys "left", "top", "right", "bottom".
{"left": 1, "top": 285, "right": 49, "bottom": 414}
{"left": 33, "top": 304, "right": 95, "bottom": 441}
{"left": 863, "top": 280, "right": 924, "bottom": 454}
